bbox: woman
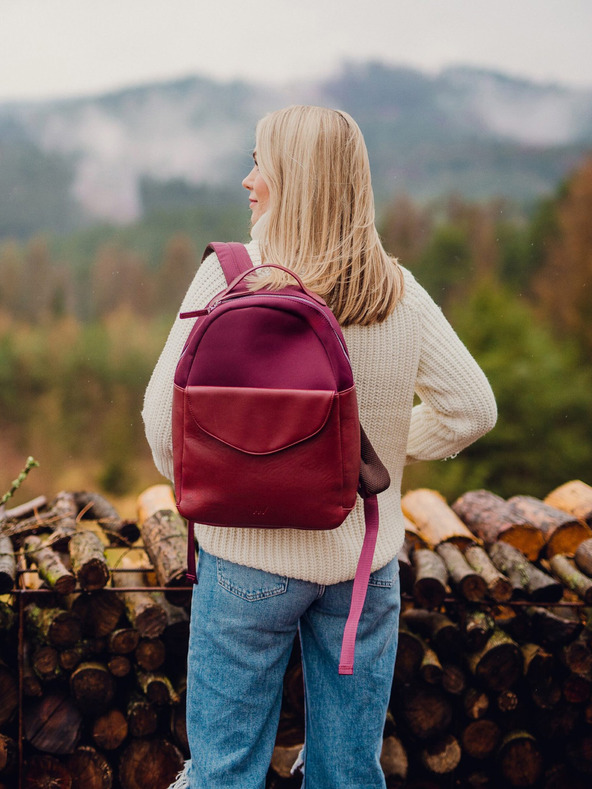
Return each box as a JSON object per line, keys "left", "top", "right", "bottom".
{"left": 143, "top": 105, "right": 497, "bottom": 789}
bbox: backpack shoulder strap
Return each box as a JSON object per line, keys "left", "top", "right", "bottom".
{"left": 202, "top": 242, "right": 253, "bottom": 286}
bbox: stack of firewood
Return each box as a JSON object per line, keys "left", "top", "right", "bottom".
{"left": 0, "top": 485, "right": 192, "bottom": 789}
{"left": 1, "top": 480, "right": 592, "bottom": 788}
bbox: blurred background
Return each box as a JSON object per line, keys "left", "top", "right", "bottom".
{"left": 1, "top": 0, "right": 591, "bottom": 513}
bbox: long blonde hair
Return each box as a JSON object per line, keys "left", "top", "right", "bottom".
{"left": 251, "top": 105, "right": 404, "bottom": 326}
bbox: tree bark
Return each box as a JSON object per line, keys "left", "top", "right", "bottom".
{"left": 411, "top": 549, "right": 448, "bottom": 609}
{"left": 574, "top": 538, "right": 592, "bottom": 577}
{"left": 0, "top": 536, "right": 16, "bottom": 594}
{"left": 74, "top": 490, "right": 139, "bottom": 544}
{"left": 545, "top": 480, "right": 592, "bottom": 527}
{"left": 467, "top": 629, "right": 523, "bottom": 692}
{"left": 509, "top": 495, "right": 592, "bottom": 558}
{"left": 436, "top": 541, "right": 487, "bottom": 601}
{"left": 452, "top": 489, "right": 544, "bottom": 560}
{"left": 25, "top": 535, "right": 75, "bottom": 594}
{"left": 25, "top": 603, "right": 82, "bottom": 648}
{"left": 69, "top": 530, "right": 109, "bottom": 591}
{"left": 464, "top": 543, "right": 513, "bottom": 602}
{"left": 489, "top": 542, "right": 563, "bottom": 602}
{"left": 549, "top": 554, "right": 592, "bottom": 603}
{"left": 137, "top": 485, "right": 191, "bottom": 606}
{"left": 402, "top": 488, "right": 476, "bottom": 547}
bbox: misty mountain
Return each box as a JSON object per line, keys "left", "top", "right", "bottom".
{"left": 1, "top": 61, "right": 591, "bottom": 237}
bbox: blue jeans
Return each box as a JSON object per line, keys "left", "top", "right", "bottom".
{"left": 185, "top": 548, "right": 400, "bottom": 789}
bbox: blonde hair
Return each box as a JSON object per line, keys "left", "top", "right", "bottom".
{"left": 251, "top": 105, "right": 404, "bottom": 326}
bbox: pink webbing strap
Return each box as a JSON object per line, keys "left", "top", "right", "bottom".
{"left": 338, "top": 494, "right": 380, "bottom": 675}
{"left": 206, "top": 241, "right": 253, "bottom": 285}
{"left": 186, "top": 521, "right": 197, "bottom": 583}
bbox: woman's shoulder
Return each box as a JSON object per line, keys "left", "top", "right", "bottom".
{"left": 396, "top": 265, "right": 438, "bottom": 312}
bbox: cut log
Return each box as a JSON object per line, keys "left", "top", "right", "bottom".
{"left": 25, "top": 534, "right": 75, "bottom": 594}
{"left": 32, "top": 645, "right": 61, "bottom": 680}
{"left": 545, "top": 480, "right": 592, "bottom": 527}
{"left": 380, "top": 734, "right": 408, "bottom": 786}
{"left": 498, "top": 730, "right": 543, "bottom": 787}
{"left": 436, "top": 541, "right": 487, "bottom": 601}
{"left": 509, "top": 494, "right": 592, "bottom": 558}
{"left": 459, "top": 608, "right": 496, "bottom": 652}
{"left": 74, "top": 490, "right": 140, "bottom": 544}
{"left": 23, "top": 754, "right": 73, "bottom": 788}
{"left": 561, "top": 634, "right": 592, "bottom": 677}
{"left": 136, "top": 670, "right": 180, "bottom": 706}
{"left": 464, "top": 543, "right": 513, "bottom": 602}
{"left": 420, "top": 734, "right": 461, "bottom": 774}
{"left": 67, "top": 745, "right": 113, "bottom": 789}
{"left": 403, "top": 515, "right": 428, "bottom": 550}
{"left": 411, "top": 549, "right": 448, "bottom": 609}
{"left": 23, "top": 691, "right": 83, "bottom": 754}
{"left": 137, "top": 485, "right": 191, "bottom": 605}
{"left": 135, "top": 638, "right": 166, "bottom": 672}
{"left": 0, "top": 664, "right": 17, "bottom": 727}
{"left": 401, "top": 488, "right": 477, "bottom": 547}
{"left": 69, "top": 662, "right": 116, "bottom": 713}
{"left": 549, "top": 554, "right": 592, "bottom": 603}
{"left": 497, "top": 689, "right": 520, "bottom": 713}
{"left": 489, "top": 542, "right": 563, "bottom": 602}
{"left": 108, "top": 549, "right": 168, "bottom": 638}
{"left": 467, "top": 629, "right": 523, "bottom": 692}
{"left": 92, "top": 708, "right": 128, "bottom": 751}
{"left": 399, "top": 684, "right": 453, "bottom": 740}
{"left": 562, "top": 673, "right": 591, "bottom": 704}
{"left": 574, "top": 538, "right": 592, "bottom": 577}
{"left": 397, "top": 539, "right": 414, "bottom": 595}
{"left": 461, "top": 719, "right": 501, "bottom": 759}
{"left": 441, "top": 662, "right": 466, "bottom": 695}
{"left": 107, "top": 655, "right": 131, "bottom": 677}
{"left": 0, "top": 536, "right": 16, "bottom": 593}
{"left": 25, "top": 603, "right": 82, "bottom": 648}
{"left": 522, "top": 642, "right": 554, "bottom": 685}
{"left": 127, "top": 694, "right": 158, "bottom": 738}
{"left": 0, "top": 595, "right": 15, "bottom": 631}
{"left": 419, "top": 642, "right": 443, "bottom": 685}
{"left": 536, "top": 701, "right": 579, "bottom": 739}
{"left": 452, "top": 489, "right": 544, "bottom": 560}
{"left": 531, "top": 680, "right": 562, "bottom": 710}
{"left": 107, "top": 627, "right": 140, "bottom": 655}
{"left": 118, "top": 738, "right": 184, "bottom": 789}
{"left": 22, "top": 640, "right": 43, "bottom": 696}
{"left": 393, "top": 628, "right": 424, "bottom": 683}
{"left": 69, "top": 530, "right": 109, "bottom": 591}
{"left": 526, "top": 606, "right": 582, "bottom": 647}
{"left": 69, "top": 591, "right": 125, "bottom": 638}
{"left": 269, "top": 743, "right": 303, "bottom": 780}
{"left": 0, "top": 734, "right": 16, "bottom": 775}
{"left": 400, "top": 609, "right": 463, "bottom": 658}
{"left": 463, "top": 687, "right": 490, "bottom": 720}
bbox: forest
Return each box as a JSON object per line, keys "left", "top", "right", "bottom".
{"left": 1, "top": 154, "right": 591, "bottom": 510}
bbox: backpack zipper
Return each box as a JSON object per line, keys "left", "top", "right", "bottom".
{"left": 183, "top": 291, "right": 351, "bottom": 366}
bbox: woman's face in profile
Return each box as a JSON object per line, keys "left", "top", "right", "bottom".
{"left": 242, "top": 152, "right": 270, "bottom": 225}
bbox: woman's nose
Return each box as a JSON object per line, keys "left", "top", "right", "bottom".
{"left": 242, "top": 166, "right": 256, "bottom": 190}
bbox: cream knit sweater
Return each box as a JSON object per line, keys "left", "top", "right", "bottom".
{"left": 142, "top": 239, "right": 497, "bottom": 585}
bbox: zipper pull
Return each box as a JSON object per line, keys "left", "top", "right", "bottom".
{"left": 180, "top": 309, "right": 208, "bottom": 319}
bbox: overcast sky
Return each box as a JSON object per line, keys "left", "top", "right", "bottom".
{"left": 2, "top": 0, "right": 591, "bottom": 102}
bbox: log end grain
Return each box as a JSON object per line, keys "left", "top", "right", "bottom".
{"left": 545, "top": 522, "right": 592, "bottom": 559}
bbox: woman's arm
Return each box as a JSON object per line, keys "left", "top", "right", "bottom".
{"left": 142, "top": 252, "right": 227, "bottom": 482}
{"left": 405, "top": 279, "right": 497, "bottom": 464}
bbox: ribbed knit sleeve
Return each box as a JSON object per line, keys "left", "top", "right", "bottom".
{"left": 403, "top": 272, "right": 497, "bottom": 464}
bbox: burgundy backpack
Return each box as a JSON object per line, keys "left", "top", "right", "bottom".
{"left": 173, "top": 242, "right": 390, "bottom": 674}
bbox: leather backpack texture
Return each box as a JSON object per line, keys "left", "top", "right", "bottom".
{"left": 173, "top": 242, "right": 390, "bottom": 674}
